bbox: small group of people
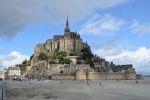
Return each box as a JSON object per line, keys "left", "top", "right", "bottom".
{"left": 37, "top": 77, "right": 44, "bottom": 81}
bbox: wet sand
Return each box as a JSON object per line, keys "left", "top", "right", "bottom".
{"left": 4, "top": 78, "right": 150, "bottom": 100}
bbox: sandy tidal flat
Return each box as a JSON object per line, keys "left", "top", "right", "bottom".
{"left": 4, "top": 78, "right": 150, "bottom": 100}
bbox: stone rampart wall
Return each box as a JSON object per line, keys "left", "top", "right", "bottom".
{"left": 51, "top": 72, "right": 137, "bottom": 80}
{"left": 52, "top": 74, "right": 75, "bottom": 80}
{"left": 75, "top": 72, "right": 86, "bottom": 80}
{"left": 107, "top": 73, "right": 125, "bottom": 80}
{"left": 78, "top": 72, "right": 136, "bottom": 80}
{"left": 125, "top": 73, "right": 136, "bottom": 80}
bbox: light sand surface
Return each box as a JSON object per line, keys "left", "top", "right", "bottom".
{"left": 4, "top": 78, "right": 150, "bottom": 100}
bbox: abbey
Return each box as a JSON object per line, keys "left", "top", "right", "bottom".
{"left": 34, "top": 16, "right": 90, "bottom": 57}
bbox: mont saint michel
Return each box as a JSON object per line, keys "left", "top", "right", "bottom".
{"left": 1, "top": 1, "right": 150, "bottom": 100}
{"left": 1, "top": 17, "right": 148, "bottom": 100}
{"left": 16, "top": 17, "right": 140, "bottom": 81}
{"left": 1, "top": 16, "right": 142, "bottom": 81}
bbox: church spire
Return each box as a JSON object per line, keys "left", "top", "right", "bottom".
{"left": 65, "top": 15, "right": 70, "bottom": 32}
{"left": 66, "top": 15, "right": 69, "bottom": 26}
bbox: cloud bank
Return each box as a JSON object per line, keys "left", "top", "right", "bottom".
{"left": 0, "top": 0, "right": 128, "bottom": 39}
{"left": 0, "top": 51, "right": 30, "bottom": 70}
{"left": 130, "top": 20, "right": 150, "bottom": 35}
{"left": 79, "top": 13, "right": 124, "bottom": 35}
{"left": 94, "top": 39, "right": 150, "bottom": 75}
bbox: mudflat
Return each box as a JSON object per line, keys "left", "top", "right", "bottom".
{"left": 4, "top": 78, "right": 150, "bottom": 100}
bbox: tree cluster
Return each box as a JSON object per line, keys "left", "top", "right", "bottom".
{"left": 77, "top": 47, "right": 95, "bottom": 68}
{"left": 38, "top": 52, "right": 49, "bottom": 60}
{"left": 16, "top": 59, "right": 29, "bottom": 75}
{"left": 38, "top": 49, "right": 72, "bottom": 64}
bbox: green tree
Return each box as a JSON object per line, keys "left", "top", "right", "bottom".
{"left": 16, "top": 64, "right": 26, "bottom": 75}
{"left": 22, "top": 59, "right": 28, "bottom": 64}
{"left": 62, "top": 59, "right": 72, "bottom": 64}
{"left": 89, "top": 60, "right": 95, "bottom": 69}
{"left": 49, "top": 60, "right": 56, "bottom": 64}
{"left": 38, "top": 52, "right": 48, "bottom": 60}
{"left": 80, "top": 47, "right": 93, "bottom": 61}
{"left": 30, "top": 54, "right": 34, "bottom": 60}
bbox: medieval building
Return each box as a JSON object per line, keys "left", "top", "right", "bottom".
{"left": 34, "top": 16, "right": 90, "bottom": 57}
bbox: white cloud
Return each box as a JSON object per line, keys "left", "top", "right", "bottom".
{"left": 0, "top": 0, "right": 129, "bottom": 39}
{"left": 79, "top": 13, "right": 124, "bottom": 35}
{"left": 0, "top": 51, "right": 30, "bottom": 70}
{"left": 130, "top": 20, "right": 150, "bottom": 35}
{"left": 94, "top": 47, "right": 150, "bottom": 75}
{"left": 92, "top": 36, "right": 126, "bottom": 56}
{"left": 93, "top": 37, "right": 150, "bottom": 75}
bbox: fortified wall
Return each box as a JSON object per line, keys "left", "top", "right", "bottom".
{"left": 52, "top": 74, "right": 75, "bottom": 80}
{"left": 30, "top": 61, "right": 137, "bottom": 80}
{"left": 52, "top": 69, "right": 136, "bottom": 80}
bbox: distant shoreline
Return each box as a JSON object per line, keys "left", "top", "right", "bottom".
{"left": 143, "top": 75, "right": 150, "bottom": 77}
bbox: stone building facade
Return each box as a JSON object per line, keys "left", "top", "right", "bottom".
{"left": 7, "top": 67, "right": 21, "bottom": 76}
{"left": 4, "top": 67, "right": 21, "bottom": 79}
{"left": 34, "top": 16, "right": 90, "bottom": 57}
{"left": 52, "top": 68, "right": 137, "bottom": 80}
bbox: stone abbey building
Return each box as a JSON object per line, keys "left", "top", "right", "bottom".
{"left": 34, "top": 16, "right": 90, "bottom": 57}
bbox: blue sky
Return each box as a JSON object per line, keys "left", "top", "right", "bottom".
{"left": 0, "top": 0, "right": 150, "bottom": 75}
